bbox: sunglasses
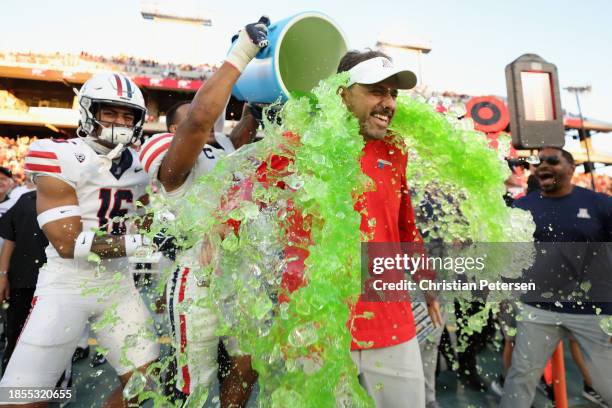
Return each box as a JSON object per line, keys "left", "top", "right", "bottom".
{"left": 533, "top": 156, "right": 561, "bottom": 167}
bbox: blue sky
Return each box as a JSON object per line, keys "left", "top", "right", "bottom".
{"left": 1, "top": 0, "right": 611, "bottom": 124}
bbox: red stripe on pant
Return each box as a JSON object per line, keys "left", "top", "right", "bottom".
{"left": 15, "top": 296, "right": 38, "bottom": 346}
{"left": 178, "top": 268, "right": 191, "bottom": 394}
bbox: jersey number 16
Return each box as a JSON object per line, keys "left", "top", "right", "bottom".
{"left": 97, "top": 188, "right": 134, "bottom": 235}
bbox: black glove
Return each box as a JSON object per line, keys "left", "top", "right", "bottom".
{"left": 153, "top": 231, "right": 180, "bottom": 261}
{"left": 245, "top": 15, "right": 271, "bottom": 48}
{"left": 249, "top": 103, "right": 282, "bottom": 128}
{"left": 227, "top": 16, "right": 271, "bottom": 72}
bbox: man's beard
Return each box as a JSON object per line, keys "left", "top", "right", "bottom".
{"left": 361, "top": 123, "right": 387, "bottom": 140}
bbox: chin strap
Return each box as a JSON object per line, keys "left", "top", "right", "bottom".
{"left": 83, "top": 136, "right": 112, "bottom": 155}
{"left": 83, "top": 136, "right": 126, "bottom": 173}
{"left": 97, "top": 143, "right": 125, "bottom": 174}
{"left": 82, "top": 123, "right": 131, "bottom": 159}
{"left": 106, "top": 143, "right": 125, "bottom": 160}
{"left": 83, "top": 136, "right": 125, "bottom": 159}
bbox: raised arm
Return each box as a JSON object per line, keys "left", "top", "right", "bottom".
{"left": 158, "top": 16, "right": 270, "bottom": 192}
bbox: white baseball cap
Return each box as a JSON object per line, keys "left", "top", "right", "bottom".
{"left": 347, "top": 57, "right": 417, "bottom": 89}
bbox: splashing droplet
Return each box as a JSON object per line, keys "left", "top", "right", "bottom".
{"left": 599, "top": 316, "right": 612, "bottom": 336}
{"left": 184, "top": 384, "right": 209, "bottom": 407}
{"left": 122, "top": 371, "right": 146, "bottom": 400}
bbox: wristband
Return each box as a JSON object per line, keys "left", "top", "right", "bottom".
{"left": 225, "top": 17, "right": 269, "bottom": 73}
{"left": 225, "top": 36, "right": 260, "bottom": 73}
{"left": 73, "top": 231, "right": 95, "bottom": 259}
{"left": 124, "top": 234, "right": 144, "bottom": 257}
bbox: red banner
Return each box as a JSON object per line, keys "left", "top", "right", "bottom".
{"left": 132, "top": 76, "right": 203, "bottom": 91}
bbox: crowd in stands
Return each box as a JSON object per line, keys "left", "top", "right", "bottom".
{"left": 573, "top": 172, "right": 612, "bottom": 195}
{"left": 0, "top": 136, "right": 37, "bottom": 184}
{"left": 0, "top": 91, "right": 28, "bottom": 111}
{"left": 0, "top": 51, "right": 218, "bottom": 81}
{"left": 0, "top": 51, "right": 106, "bottom": 71}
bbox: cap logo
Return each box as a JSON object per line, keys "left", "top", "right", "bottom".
{"left": 377, "top": 159, "right": 392, "bottom": 169}
{"left": 382, "top": 58, "right": 393, "bottom": 68}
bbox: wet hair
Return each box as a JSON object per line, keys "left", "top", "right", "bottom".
{"left": 541, "top": 146, "right": 575, "bottom": 166}
{"left": 166, "top": 100, "right": 191, "bottom": 131}
{"left": 337, "top": 49, "right": 392, "bottom": 73}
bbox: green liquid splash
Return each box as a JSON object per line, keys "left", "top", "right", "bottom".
{"left": 141, "top": 72, "right": 534, "bottom": 407}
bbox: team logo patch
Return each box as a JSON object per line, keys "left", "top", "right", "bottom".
{"left": 377, "top": 159, "right": 392, "bottom": 169}
{"left": 577, "top": 208, "right": 591, "bottom": 219}
{"left": 74, "top": 153, "right": 86, "bottom": 163}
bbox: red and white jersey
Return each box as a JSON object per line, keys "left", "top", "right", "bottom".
{"left": 139, "top": 132, "right": 235, "bottom": 268}
{"left": 139, "top": 132, "right": 234, "bottom": 199}
{"left": 24, "top": 138, "right": 149, "bottom": 293}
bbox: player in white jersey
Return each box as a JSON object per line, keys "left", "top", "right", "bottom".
{"left": 0, "top": 73, "right": 160, "bottom": 407}
{"left": 140, "top": 123, "right": 235, "bottom": 199}
{"left": 138, "top": 16, "right": 270, "bottom": 405}
{"left": 140, "top": 95, "right": 259, "bottom": 402}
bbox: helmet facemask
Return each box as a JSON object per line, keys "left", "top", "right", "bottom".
{"left": 76, "top": 73, "right": 147, "bottom": 156}
{"left": 78, "top": 97, "right": 145, "bottom": 147}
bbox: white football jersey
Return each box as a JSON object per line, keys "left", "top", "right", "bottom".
{"left": 24, "top": 138, "right": 149, "bottom": 294}
{"left": 139, "top": 132, "right": 235, "bottom": 268}
{"left": 139, "top": 132, "right": 234, "bottom": 199}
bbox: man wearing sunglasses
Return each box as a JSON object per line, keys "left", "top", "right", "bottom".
{"left": 501, "top": 147, "right": 612, "bottom": 407}
{"left": 531, "top": 150, "right": 570, "bottom": 196}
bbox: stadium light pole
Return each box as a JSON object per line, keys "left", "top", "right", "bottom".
{"left": 564, "top": 85, "right": 595, "bottom": 190}
{"left": 140, "top": 0, "right": 213, "bottom": 26}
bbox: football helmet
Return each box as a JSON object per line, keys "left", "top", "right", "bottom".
{"left": 76, "top": 73, "right": 147, "bottom": 148}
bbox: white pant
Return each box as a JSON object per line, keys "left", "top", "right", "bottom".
{"left": 351, "top": 338, "right": 425, "bottom": 408}
{"left": 0, "top": 282, "right": 159, "bottom": 388}
{"left": 167, "top": 267, "right": 233, "bottom": 395}
{"left": 419, "top": 308, "right": 446, "bottom": 408}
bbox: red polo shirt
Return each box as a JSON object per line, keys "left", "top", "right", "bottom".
{"left": 350, "top": 138, "right": 422, "bottom": 350}
{"left": 233, "top": 134, "right": 424, "bottom": 350}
